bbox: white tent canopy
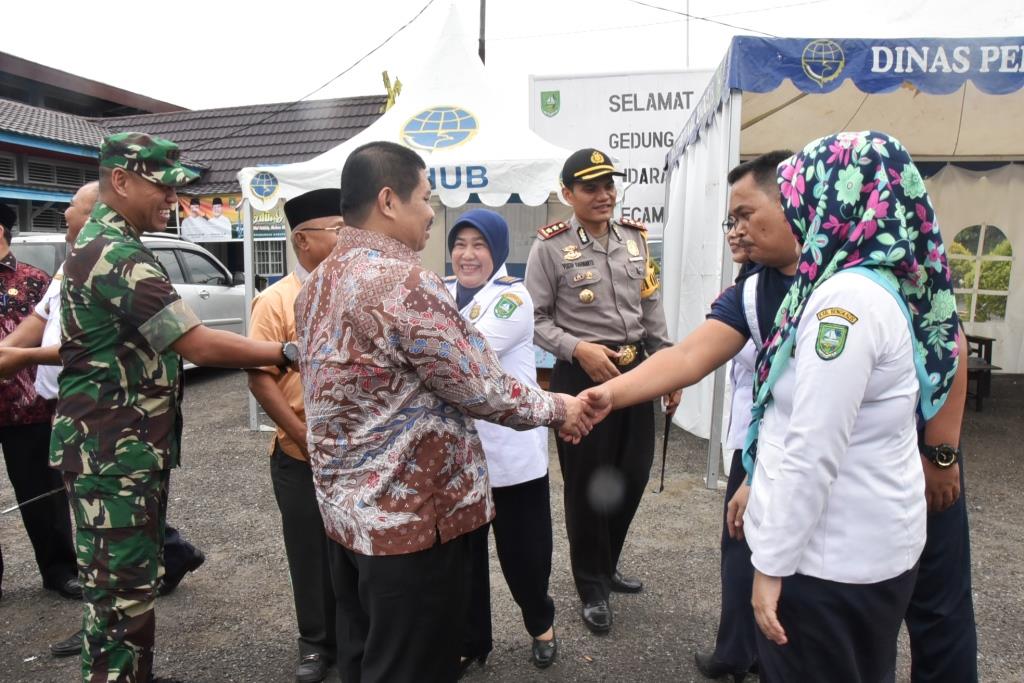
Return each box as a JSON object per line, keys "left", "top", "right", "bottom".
{"left": 661, "top": 36, "right": 1024, "bottom": 486}
{"left": 237, "top": 8, "right": 571, "bottom": 210}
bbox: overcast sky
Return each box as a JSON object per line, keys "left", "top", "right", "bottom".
{"left": 5, "top": 0, "right": 1021, "bottom": 113}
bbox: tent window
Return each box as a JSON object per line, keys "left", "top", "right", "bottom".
{"left": 255, "top": 240, "right": 285, "bottom": 277}
{"left": 949, "top": 224, "right": 1013, "bottom": 323}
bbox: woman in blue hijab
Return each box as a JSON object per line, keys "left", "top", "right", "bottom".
{"left": 445, "top": 209, "right": 558, "bottom": 673}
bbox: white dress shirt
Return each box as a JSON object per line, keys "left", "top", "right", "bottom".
{"left": 32, "top": 265, "right": 63, "bottom": 400}
{"left": 744, "top": 271, "right": 926, "bottom": 584}
{"left": 446, "top": 265, "right": 549, "bottom": 488}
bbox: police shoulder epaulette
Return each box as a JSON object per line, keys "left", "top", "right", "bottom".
{"left": 494, "top": 275, "right": 523, "bottom": 286}
{"left": 617, "top": 216, "right": 647, "bottom": 232}
{"left": 443, "top": 274, "right": 457, "bottom": 284}
{"left": 536, "top": 221, "right": 570, "bottom": 240}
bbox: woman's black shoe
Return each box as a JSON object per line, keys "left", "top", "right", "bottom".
{"left": 531, "top": 633, "right": 558, "bottom": 668}
{"left": 457, "top": 654, "right": 487, "bottom": 679}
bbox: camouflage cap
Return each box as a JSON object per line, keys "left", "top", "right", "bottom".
{"left": 100, "top": 132, "right": 199, "bottom": 187}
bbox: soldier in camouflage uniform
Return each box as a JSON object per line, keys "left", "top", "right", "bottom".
{"left": 51, "top": 132, "right": 291, "bottom": 683}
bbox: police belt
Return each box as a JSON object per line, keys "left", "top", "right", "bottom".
{"left": 593, "top": 341, "right": 644, "bottom": 367}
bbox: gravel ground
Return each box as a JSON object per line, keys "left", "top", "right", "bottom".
{"left": 1, "top": 369, "right": 1022, "bottom": 682}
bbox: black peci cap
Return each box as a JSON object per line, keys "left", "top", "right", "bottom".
{"left": 284, "top": 188, "right": 342, "bottom": 229}
{"left": 0, "top": 203, "right": 15, "bottom": 231}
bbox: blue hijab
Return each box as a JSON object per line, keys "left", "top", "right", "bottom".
{"left": 448, "top": 209, "right": 510, "bottom": 310}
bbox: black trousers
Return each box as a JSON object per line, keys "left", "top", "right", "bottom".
{"left": 463, "top": 474, "right": 556, "bottom": 658}
{"left": 711, "top": 450, "right": 757, "bottom": 669}
{"left": 329, "top": 533, "right": 470, "bottom": 683}
{"left": 756, "top": 567, "right": 918, "bottom": 683}
{"left": 904, "top": 456, "right": 977, "bottom": 682}
{"left": 271, "top": 443, "right": 337, "bottom": 661}
{"left": 550, "top": 354, "right": 654, "bottom": 603}
{"left": 0, "top": 421, "right": 76, "bottom": 588}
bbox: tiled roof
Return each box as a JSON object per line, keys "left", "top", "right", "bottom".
{"left": 99, "top": 95, "right": 387, "bottom": 195}
{"left": 0, "top": 97, "right": 108, "bottom": 150}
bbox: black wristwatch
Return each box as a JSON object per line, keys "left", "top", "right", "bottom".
{"left": 921, "top": 443, "right": 960, "bottom": 469}
{"left": 280, "top": 341, "right": 299, "bottom": 368}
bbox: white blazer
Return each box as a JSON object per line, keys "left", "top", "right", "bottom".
{"left": 743, "top": 271, "right": 926, "bottom": 584}
{"left": 446, "top": 266, "right": 549, "bottom": 488}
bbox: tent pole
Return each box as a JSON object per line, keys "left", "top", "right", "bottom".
{"left": 243, "top": 199, "right": 259, "bottom": 432}
{"left": 705, "top": 89, "right": 744, "bottom": 490}
{"left": 478, "top": 0, "right": 486, "bottom": 64}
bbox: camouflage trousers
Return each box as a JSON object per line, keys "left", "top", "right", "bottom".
{"left": 64, "top": 469, "right": 168, "bottom": 683}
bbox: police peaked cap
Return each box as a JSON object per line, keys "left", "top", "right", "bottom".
{"left": 561, "top": 148, "right": 624, "bottom": 187}
{"left": 284, "top": 188, "right": 343, "bottom": 229}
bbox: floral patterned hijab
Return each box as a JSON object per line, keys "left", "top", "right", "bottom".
{"left": 742, "top": 131, "right": 960, "bottom": 475}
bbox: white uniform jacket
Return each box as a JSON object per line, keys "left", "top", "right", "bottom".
{"left": 445, "top": 266, "right": 549, "bottom": 488}
{"left": 743, "top": 271, "right": 926, "bottom": 584}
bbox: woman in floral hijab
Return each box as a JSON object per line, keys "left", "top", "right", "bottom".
{"left": 739, "top": 131, "right": 960, "bottom": 682}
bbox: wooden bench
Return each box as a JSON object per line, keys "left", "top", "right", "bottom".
{"left": 966, "top": 334, "right": 1000, "bottom": 411}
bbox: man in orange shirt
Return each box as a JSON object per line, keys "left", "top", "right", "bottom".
{"left": 248, "top": 188, "right": 343, "bottom": 683}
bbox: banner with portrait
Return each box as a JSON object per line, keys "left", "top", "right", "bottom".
{"left": 177, "top": 194, "right": 287, "bottom": 242}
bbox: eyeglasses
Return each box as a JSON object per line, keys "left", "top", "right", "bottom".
{"left": 721, "top": 216, "right": 738, "bottom": 234}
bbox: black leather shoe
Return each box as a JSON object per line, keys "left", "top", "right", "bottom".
{"left": 296, "top": 653, "right": 327, "bottom": 683}
{"left": 694, "top": 651, "right": 755, "bottom": 682}
{"left": 610, "top": 570, "right": 643, "bottom": 594}
{"left": 45, "top": 576, "right": 83, "bottom": 600}
{"left": 457, "top": 653, "right": 487, "bottom": 679}
{"left": 531, "top": 633, "right": 557, "bottom": 668}
{"left": 158, "top": 549, "right": 205, "bottom": 596}
{"left": 50, "top": 630, "right": 83, "bottom": 658}
{"left": 581, "top": 600, "right": 612, "bottom": 634}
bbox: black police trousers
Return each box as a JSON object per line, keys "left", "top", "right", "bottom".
{"left": 550, "top": 353, "right": 653, "bottom": 604}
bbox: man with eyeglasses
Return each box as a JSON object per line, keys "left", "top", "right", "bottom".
{"left": 247, "top": 188, "right": 343, "bottom": 683}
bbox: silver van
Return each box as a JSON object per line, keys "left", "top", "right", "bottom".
{"left": 11, "top": 232, "right": 248, "bottom": 365}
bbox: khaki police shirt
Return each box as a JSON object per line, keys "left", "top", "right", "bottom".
{"left": 525, "top": 215, "right": 671, "bottom": 361}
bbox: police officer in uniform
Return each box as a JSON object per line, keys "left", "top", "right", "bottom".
{"left": 525, "top": 148, "right": 677, "bottom": 634}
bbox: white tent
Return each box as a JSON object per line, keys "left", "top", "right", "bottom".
{"left": 661, "top": 36, "right": 1024, "bottom": 486}
{"left": 235, "top": 5, "right": 573, "bottom": 429}
{"left": 237, "top": 8, "right": 571, "bottom": 212}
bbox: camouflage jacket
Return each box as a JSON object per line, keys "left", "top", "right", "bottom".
{"left": 50, "top": 202, "right": 200, "bottom": 475}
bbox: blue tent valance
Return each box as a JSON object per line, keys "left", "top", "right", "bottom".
{"left": 670, "top": 35, "right": 1024, "bottom": 165}
{"left": 730, "top": 37, "right": 1024, "bottom": 96}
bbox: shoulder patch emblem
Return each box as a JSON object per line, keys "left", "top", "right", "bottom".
{"left": 494, "top": 294, "right": 520, "bottom": 319}
{"left": 537, "top": 221, "right": 569, "bottom": 240}
{"left": 494, "top": 275, "right": 522, "bottom": 285}
{"left": 617, "top": 216, "right": 647, "bottom": 231}
{"left": 816, "top": 307, "right": 858, "bottom": 324}
{"left": 816, "top": 322, "right": 849, "bottom": 361}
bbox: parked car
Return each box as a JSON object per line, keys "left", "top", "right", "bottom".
{"left": 11, "top": 232, "right": 248, "bottom": 367}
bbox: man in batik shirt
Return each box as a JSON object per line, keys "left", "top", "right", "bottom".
{"left": 295, "top": 141, "right": 590, "bottom": 683}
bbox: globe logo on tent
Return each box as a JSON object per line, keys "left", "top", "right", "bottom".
{"left": 402, "top": 106, "right": 479, "bottom": 150}
{"left": 801, "top": 39, "right": 845, "bottom": 87}
{"left": 249, "top": 171, "right": 279, "bottom": 200}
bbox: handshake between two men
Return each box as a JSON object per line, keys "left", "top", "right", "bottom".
{"left": 552, "top": 339, "right": 683, "bottom": 444}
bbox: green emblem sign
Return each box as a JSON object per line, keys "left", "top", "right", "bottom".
{"left": 540, "top": 90, "right": 560, "bottom": 118}
{"left": 494, "top": 295, "right": 519, "bottom": 319}
{"left": 815, "top": 322, "right": 849, "bottom": 360}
